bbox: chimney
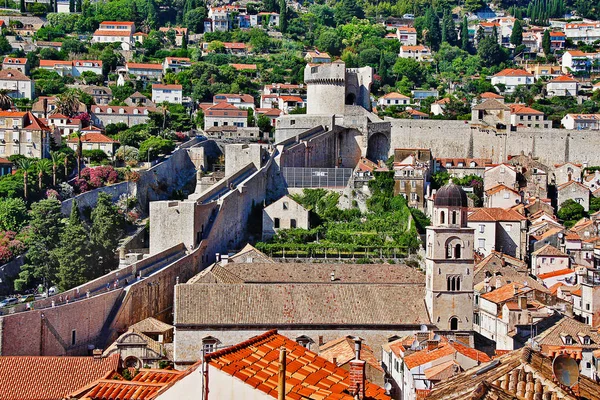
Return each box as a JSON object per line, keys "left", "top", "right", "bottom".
{"left": 330, "top": 271, "right": 335, "bottom": 281}
{"left": 513, "top": 284, "right": 519, "bottom": 295}
{"left": 278, "top": 348, "right": 286, "bottom": 400}
{"left": 221, "top": 254, "right": 229, "bottom": 265}
{"left": 348, "top": 337, "right": 366, "bottom": 399}
{"left": 318, "top": 335, "right": 324, "bottom": 346}
{"left": 92, "top": 349, "right": 103, "bottom": 359}
{"left": 215, "top": 253, "right": 220, "bottom": 262}
{"left": 427, "top": 339, "right": 439, "bottom": 351}
{"left": 518, "top": 295, "right": 527, "bottom": 310}
{"left": 42, "top": 98, "right": 48, "bottom": 119}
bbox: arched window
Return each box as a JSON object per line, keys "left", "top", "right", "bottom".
{"left": 440, "top": 211, "right": 445, "bottom": 224}
{"left": 450, "top": 317, "right": 459, "bottom": 331}
{"left": 456, "top": 277, "right": 461, "bottom": 291}
{"left": 447, "top": 277, "right": 451, "bottom": 291}
{"left": 454, "top": 244, "right": 461, "bottom": 259}
{"left": 452, "top": 211, "right": 457, "bottom": 225}
{"left": 202, "top": 336, "right": 220, "bottom": 354}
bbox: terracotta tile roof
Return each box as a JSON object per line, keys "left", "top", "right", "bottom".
{"left": 397, "top": 27, "right": 417, "bottom": 33}
{"left": 229, "top": 63, "right": 257, "bottom": 70}
{"left": 306, "top": 51, "right": 331, "bottom": 59}
{"left": 174, "top": 283, "right": 430, "bottom": 326}
{"left": 0, "top": 354, "right": 120, "bottom": 400}
{"left": 152, "top": 84, "right": 182, "bottom": 90}
{"left": 320, "top": 336, "right": 384, "bottom": 372}
{"left": 0, "top": 157, "right": 12, "bottom": 164}
{"left": 382, "top": 92, "right": 409, "bottom": 99}
{"left": 279, "top": 95, "right": 304, "bottom": 103}
{"left": 424, "top": 360, "right": 461, "bottom": 381}
{"left": 485, "top": 183, "right": 519, "bottom": 196}
{"left": 537, "top": 268, "right": 574, "bottom": 280}
{"left": 510, "top": 104, "right": 544, "bottom": 115}
{"left": 405, "top": 108, "right": 428, "bottom": 117}
{"left": 223, "top": 42, "right": 247, "bottom": 49}
{"left": 0, "top": 69, "right": 30, "bottom": 81}
{"left": 531, "top": 244, "right": 568, "bottom": 257}
{"left": 573, "top": 288, "right": 582, "bottom": 296}
{"left": 493, "top": 68, "right": 534, "bottom": 77}
{"left": 434, "top": 97, "right": 450, "bottom": 104}
{"left": 91, "top": 105, "right": 156, "bottom": 114}
{"left": 126, "top": 62, "right": 163, "bottom": 70}
{"left": 535, "top": 316, "right": 600, "bottom": 349}
{"left": 93, "top": 30, "right": 133, "bottom": 37}
{"left": 548, "top": 282, "right": 565, "bottom": 295}
{"left": 164, "top": 57, "right": 190, "bottom": 64}
{"left": 472, "top": 99, "right": 510, "bottom": 111}
{"left": 23, "top": 111, "right": 50, "bottom": 131}
{"left": 427, "top": 347, "right": 600, "bottom": 400}
{"left": 100, "top": 21, "right": 135, "bottom": 26}
{"left": 531, "top": 227, "right": 564, "bottom": 241}
{"left": 404, "top": 340, "right": 490, "bottom": 370}
{"left": 480, "top": 92, "right": 504, "bottom": 99}
{"left": 481, "top": 282, "right": 530, "bottom": 304}
{"left": 67, "top": 132, "right": 118, "bottom": 144}
{"left": 213, "top": 93, "right": 254, "bottom": 103}
{"left": 468, "top": 207, "right": 526, "bottom": 222}
{"left": 206, "top": 330, "right": 390, "bottom": 400}
{"left": 256, "top": 108, "right": 282, "bottom": 117}
{"left": 3, "top": 57, "right": 27, "bottom": 64}
{"left": 550, "top": 75, "right": 578, "bottom": 83}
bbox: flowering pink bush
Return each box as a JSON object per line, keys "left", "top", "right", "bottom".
{"left": 0, "top": 231, "right": 25, "bottom": 265}
{"left": 46, "top": 189, "right": 60, "bottom": 200}
{"left": 73, "top": 166, "right": 120, "bottom": 193}
{"left": 72, "top": 112, "right": 91, "bottom": 127}
{"left": 174, "top": 132, "right": 188, "bottom": 142}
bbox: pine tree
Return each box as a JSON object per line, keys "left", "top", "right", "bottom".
{"left": 510, "top": 19, "right": 523, "bottom": 46}
{"left": 14, "top": 199, "right": 64, "bottom": 292}
{"left": 542, "top": 29, "right": 551, "bottom": 56}
{"left": 55, "top": 201, "right": 91, "bottom": 290}
{"left": 475, "top": 26, "right": 485, "bottom": 45}
{"left": 461, "top": 16, "right": 470, "bottom": 51}
{"left": 378, "top": 51, "right": 388, "bottom": 83}
{"left": 90, "top": 193, "right": 125, "bottom": 277}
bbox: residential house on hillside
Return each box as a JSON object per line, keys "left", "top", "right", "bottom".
{"left": 92, "top": 21, "right": 136, "bottom": 49}
{"left": 46, "top": 113, "right": 82, "bottom": 137}
{"left": 491, "top": 69, "right": 534, "bottom": 93}
{"left": 0, "top": 69, "right": 34, "bottom": 99}
{"left": 151, "top": 84, "right": 183, "bottom": 104}
{"left": 124, "top": 91, "right": 155, "bottom": 107}
{"left": 378, "top": 92, "right": 410, "bottom": 108}
{"left": 201, "top": 102, "right": 247, "bottom": 131}
{"left": 78, "top": 85, "right": 112, "bottom": 105}
{"left": 561, "top": 113, "right": 600, "bottom": 130}
{"left": 430, "top": 98, "right": 449, "bottom": 116}
{"left": 2, "top": 57, "right": 29, "bottom": 75}
{"left": 393, "top": 148, "right": 432, "bottom": 210}
{"left": 305, "top": 51, "right": 331, "bottom": 63}
{"left": 434, "top": 158, "right": 491, "bottom": 178}
{"left": 471, "top": 99, "right": 511, "bottom": 126}
{"left": 557, "top": 180, "right": 590, "bottom": 211}
{"left": 395, "top": 26, "right": 417, "bottom": 45}
{"left": 67, "top": 132, "right": 119, "bottom": 157}
{"left": 0, "top": 157, "right": 12, "bottom": 176}
{"left": 509, "top": 104, "right": 550, "bottom": 128}
{"left": 124, "top": 62, "right": 163, "bottom": 79}
{"left": 212, "top": 93, "right": 255, "bottom": 110}
{"left": 547, "top": 75, "right": 579, "bottom": 97}
{"left": 262, "top": 195, "right": 310, "bottom": 240}
{"left": 158, "top": 26, "right": 188, "bottom": 46}
{"left": 31, "top": 96, "right": 87, "bottom": 118}
{"left": 561, "top": 50, "right": 600, "bottom": 74}
{"left": 162, "top": 56, "right": 191, "bottom": 73}
{"left": 0, "top": 111, "right": 54, "bottom": 159}
{"left": 399, "top": 45, "right": 432, "bottom": 61}
{"left": 468, "top": 208, "right": 527, "bottom": 260}
{"left": 565, "top": 22, "right": 600, "bottom": 44}
{"left": 90, "top": 105, "right": 155, "bottom": 128}
{"left": 39, "top": 60, "right": 103, "bottom": 77}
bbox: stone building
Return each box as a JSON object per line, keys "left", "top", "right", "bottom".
{"left": 262, "top": 195, "right": 310, "bottom": 240}
{"left": 557, "top": 180, "right": 590, "bottom": 211}
{"left": 467, "top": 208, "right": 527, "bottom": 260}
{"left": 424, "top": 181, "right": 475, "bottom": 337}
{"left": 0, "top": 111, "right": 54, "bottom": 159}
{"left": 531, "top": 244, "right": 570, "bottom": 277}
{"left": 392, "top": 148, "right": 432, "bottom": 210}
{"left": 483, "top": 164, "right": 517, "bottom": 192}
{"left": 484, "top": 184, "right": 521, "bottom": 208}
{"left": 90, "top": 105, "right": 155, "bottom": 128}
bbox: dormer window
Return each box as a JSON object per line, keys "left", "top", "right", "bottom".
{"left": 202, "top": 336, "right": 220, "bottom": 354}
{"left": 583, "top": 335, "right": 591, "bottom": 345}
{"left": 296, "top": 335, "right": 313, "bottom": 349}
{"left": 564, "top": 335, "right": 573, "bottom": 345}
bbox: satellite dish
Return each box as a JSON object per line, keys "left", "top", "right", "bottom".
{"left": 384, "top": 382, "right": 392, "bottom": 392}
{"left": 558, "top": 232, "right": 564, "bottom": 239}
{"left": 420, "top": 324, "right": 428, "bottom": 332}
{"left": 410, "top": 338, "right": 420, "bottom": 350}
{"left": 433, "top": 334, "right": 441, "bottom": 341}
{"left": 552, "top": 354, "right": 579, "bottom": 388}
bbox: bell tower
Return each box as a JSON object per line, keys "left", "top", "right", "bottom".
{"left": 425, "top": 181, "right": 474, "bottom": 335}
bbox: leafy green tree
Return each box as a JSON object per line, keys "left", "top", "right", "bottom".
{"left": 510, "top": 19, "right": 523, "bottom": 46}
{"left": 477, "top": 35, "right": 508, "bottom": 67}
{"left": 0, "top": 37, "right": 12, "bottom": 55}
{"left": 392, "top": 57, "right": 424, "bottom": 86}
{"left": 138, "top": 137, "right": 176, "bottom": 161}
{"left": 0, "top": 198, "right": 28, "bottom": 232}
{"left": 15, "top": 199, "right": 64, "bottom": 292}
{"left": 316, "top": 28, "right": 342, "bottom": 56}
{"left": 257, "top": 114, "right": 273, "bottom": 136}
{"left": 334, "top": 0, "right": 364, "bottom": 25}
{"left": 54, "top": 201, "right": 90, "bottom": 290}
{"left": 90, "top": 193, "right": 125, "bottom": 277}
{"left": 557, "top": 199, "right": 586, "bottom": 225}
{"left": 542, "top": 29, "right": 551, "bottom": 56}
{"left": 146, "top": 0, "right": 159, "bottom": 30}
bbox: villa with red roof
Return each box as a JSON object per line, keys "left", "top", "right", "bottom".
{"left": 547, "top": 75, "right": 579, "bottom": 97}
{"left": 124, "top": 62, "right": 163, "bottom": 79}
{"left": 468, "top": 208, "right": 527, "bottom": 260}
{"left": 0, "top": 111, "right": 54, "bottom": 159}
{"left": 67, "top": 132, "right": 119, "bottom": 157}
{"left": 561, "top": 113, "right": 600, "bottom": 130}
{"left": 2, "top": 57, "right": 29, "bottom": 75}
{"left": 490, "top": 68, "right": 534, "bottom": 93}
{"left": 92, "top": 21, "right": 136, "bottom": 49}
{"left": 377, "top": 92, "right": 410, "bottom": 108}
{"left": 152, "top": 84, "right": 183, "bottom": 105}
{"left": 162, "top": 57, "right": 191, "bottom": 73}
{"left": 509, "top": 104, "right": 549, "bottom": 128}
{"left": 39, "top": 59, "right": 102, "bottom": 77}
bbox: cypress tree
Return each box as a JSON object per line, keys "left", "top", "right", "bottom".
{"left": 542, "top": 29, "right": 551, "bottom": 55}
{"left": 278, "top": 0, "right": 287, "bottom": 33}
{"left": 55, "top": 201, "right": 91, "bottom": 291}
{"left": 442, "top": 11, "right": 457, "bottom": 46}
{"left": 425, "top": 8, "right": 442, "bottom": 51}
{"left": 19, "top": 0, "right": 25, "bottom": 12}
{"left": 510, "top": 19, "right": 523, "bottom": 46}
{"left": 461, "top": 15, "right": 470, "bottom": 51}
{"left": 90, "top": 193, "right": 125, "bottom": 277}
{"left": 147, "top": 0, "right": 159, "bottom": 30}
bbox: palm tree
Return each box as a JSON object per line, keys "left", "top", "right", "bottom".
{"left": 16, "top": 158, "right": 33, "bottom": 200}
{"left": 36, "top": 159, "right": 52, "bottom": 190}
{"left": 50, "top": 151, "right": 61, "bottom": 186}
{"left": 0, "top": 89, "right": 13, "bottom": 111}
{"left": 63, "top": 153, "right": 70, "bottom": 177}
{"left": 51, "top": 89, "right": 82, "bottom": 118}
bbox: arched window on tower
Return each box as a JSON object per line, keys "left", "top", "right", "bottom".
{"left": 450, "top": 317, "right": 458, "bottom": 331}
{"left": 440, "top": 211, "right": 445, "bottom": 224}
{"left": 452, "top": 211, "right": 457, "bottom": 225}
{"left": 454, "top": 244, "right": 461, "bottom": 259}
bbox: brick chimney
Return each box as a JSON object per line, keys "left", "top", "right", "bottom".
{"left": 427, "top": 339, "right": 439, "bottom": 351}
{"left": 348, "top": 337, "right": 365, "bottom": 399}
{"left": 92, "top": 349, "right": 103, "bottom": 359}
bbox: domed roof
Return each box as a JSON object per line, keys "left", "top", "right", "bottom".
{"left": 434, "top": 180, "right": 468, "bottom": 208}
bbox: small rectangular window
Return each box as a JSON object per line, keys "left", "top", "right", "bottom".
{"left": 274, "top": 218, "right": 280, "bottom": 229}
{"left": 290, "top": 219, "right": 297, "bottom": 228}
{"left": 478, "top": 238, "right": 485, "bottom": 249}
{"left": 479, "top": 224, "right": 485, "bottom": 233}
{"left": 283, "top": 202, "right": 288, "bottom": 210}
{"left": 71, "top": 330, "right": 76, "bottom": 346}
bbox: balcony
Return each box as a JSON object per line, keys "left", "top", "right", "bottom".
{"left": 582, "top": 269, "right": 600, "bottom": 286}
